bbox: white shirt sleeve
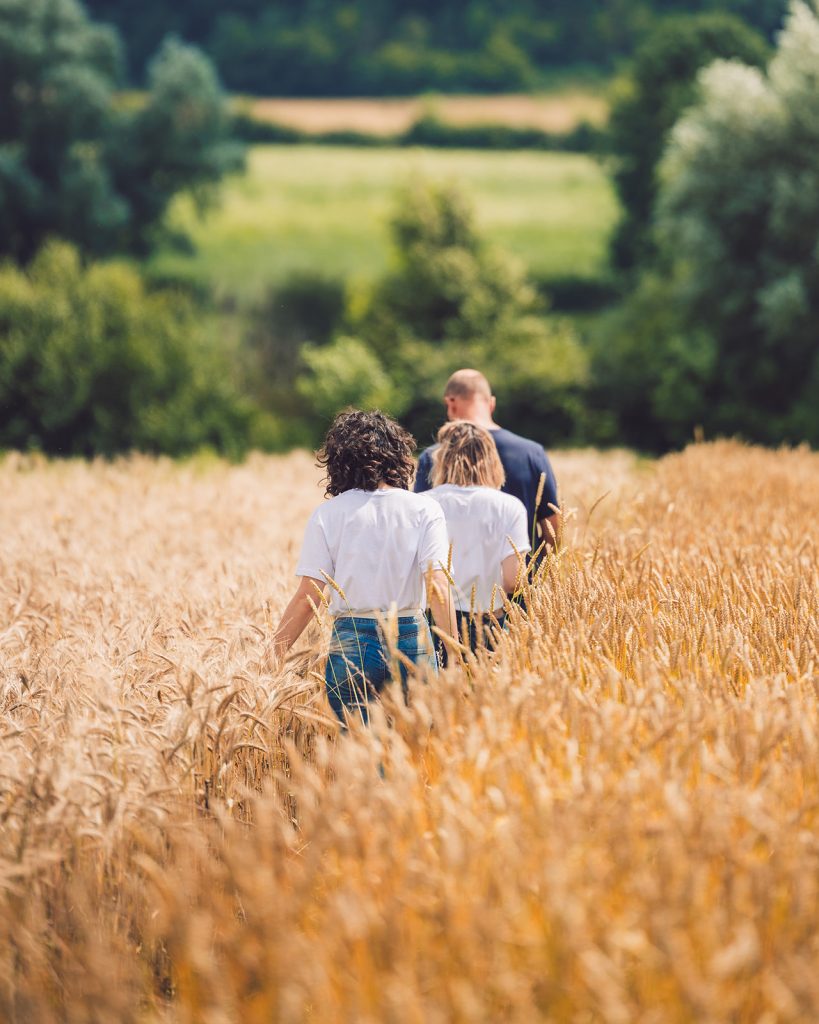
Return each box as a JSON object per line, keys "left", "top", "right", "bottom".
{"left": 505, "top": 497, "right": 531, "bottom": 557}
{"left": 418, "top": 502, "right": 450, "bottom": 572}
{"left": 295, "top": 508, "right": 334, "bottom": 582}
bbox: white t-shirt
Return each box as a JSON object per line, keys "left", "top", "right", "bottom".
{"left": 295, "top": 488, "right": 450, "bottom": 615}
{"left": 427, "top": 484, "right": 530, "bottom": 613}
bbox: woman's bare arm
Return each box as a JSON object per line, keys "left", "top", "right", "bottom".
{"left": 502, "top": 552, "right": 525, "bottom": 596}
{"left": 267, "top": 576, "right": 326, "bottom": 666}
{"left": 427, "top": 567, "right": 457, "bottom": 645}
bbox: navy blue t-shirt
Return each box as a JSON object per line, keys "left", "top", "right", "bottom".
{"left": 414, "top": 427, "right": 559, "bottom": 546}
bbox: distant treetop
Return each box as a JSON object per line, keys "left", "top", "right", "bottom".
{"left": 82, "top": 0, "right": 788, "bottom": 96}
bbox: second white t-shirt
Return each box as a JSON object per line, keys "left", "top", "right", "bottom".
{"left": 295, "top": 488, "right": 449, "bottom": 615}
{"left": 427, "top": 484, "right": 530, "bottom": 613}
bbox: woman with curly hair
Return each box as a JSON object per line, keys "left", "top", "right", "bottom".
{"left": 269, "top": 409, "right": 457, "bottom": 726}
{"left": 428, "top": 420, "right": 530, "bottom": 661}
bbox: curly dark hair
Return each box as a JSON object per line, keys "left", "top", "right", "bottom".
{"left": 317, "top": 409, "right": 416, "bottom": 496}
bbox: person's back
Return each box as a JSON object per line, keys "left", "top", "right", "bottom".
{"left": 418, "top": 427, "right": 557, "bottom": 548}
{"left": 427, "top": 483, "right": 529, "bottom": 613}
{"left": 269, "top": 410, "right": 456, "bottom": 726}
{"left": 414, "top": 369, "right": 560, "bottom": 552}
{"left": 297, "top": 487, "right": 446, "bottom": 615}
{"left": 424, "top": 419, "right": 530, "bottom": 660}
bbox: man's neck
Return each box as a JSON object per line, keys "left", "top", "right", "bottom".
{"left": 465, "top": 414, "right": 499, "bottom": 431}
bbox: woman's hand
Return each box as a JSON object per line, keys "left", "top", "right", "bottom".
{"left": 267, "top": 576, "right": 326, "bottom": 669}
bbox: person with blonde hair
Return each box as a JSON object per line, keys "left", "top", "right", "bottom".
{"left": 415, "top": 369, "right": 561, "bottom": 555}
{"left": 427, "top": 419, "right": 530, "bottom": 658}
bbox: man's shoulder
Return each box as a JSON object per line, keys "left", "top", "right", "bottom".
{"left": 492, "top": 428, "right": 548, "bottom": 460}
{"left": 418, "top": 444, "right": 438, "bottom": 462}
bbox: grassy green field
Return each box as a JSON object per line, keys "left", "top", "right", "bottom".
{"left": 151, "top": 145, "right": 618, "bottom": 302}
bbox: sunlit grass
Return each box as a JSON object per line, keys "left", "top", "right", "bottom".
{"left": 150, "top": 146, "right": 618, "bottom": 301}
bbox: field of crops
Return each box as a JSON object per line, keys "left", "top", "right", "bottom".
{"left": 151, "top": 146, "right": 617, "bottom": 301}
{"left": 2, "top": 441, "right": 817, "bottom": 1021}
{"left": 242, "top": 89, "right": 610, "bottom": 136}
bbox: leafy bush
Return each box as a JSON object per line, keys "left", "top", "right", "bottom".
{"left": 0, "top": 0, "right": 242, "bottom": 262}
{"left": 231, "top": 111, "right": 601, "bottom": 153}
{"left": 241, "top": 271, "right": 347, "bottom": 443}
{"left": 0, "top": 242, "right": 259, "bottom": 457}
{"left": 531, "top": 273, "right": 621, "bottom": 313}
{"left": 399, "top": 114, "right": 602, "bottom": 152}
{"left": 296, "top": 337, "right": 402, "bottom": 428}
{"left": 356, "top": 182, "right": 591, "bottom": 445}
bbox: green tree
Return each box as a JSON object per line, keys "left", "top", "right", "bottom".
{"left": 243, "top": 271, "right": 347, "bottom": 446}
{"left": 657, "top": 0, "right": 819, "bottom": 444}
{"left": 0, "top": 242, "right": 258, "bottom": 456}
{"left": 607, "top": 12, "right": 769, "bottom": 271}
{"left": 597, "top": 0, "right": 819, "bottom": 449}
{"left": 0, "top": 0, "right": 241, "bottom": 262}
{"left": 358, "top": 183, "right": 590, "bottom": 444}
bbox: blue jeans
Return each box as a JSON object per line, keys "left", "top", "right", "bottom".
{"left": 324, "top": 613, "right": 437, "bottom": 726}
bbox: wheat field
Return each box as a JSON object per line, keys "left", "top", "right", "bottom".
{"left": 244, "top": 91, "right": 609, "bottom": 136}
{"left": 1, "top": 441, "right": 817, "bottom": 1022}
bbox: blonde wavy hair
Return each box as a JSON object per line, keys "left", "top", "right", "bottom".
{"left": 430, "top": 420, "right": 505, "bottom": 489}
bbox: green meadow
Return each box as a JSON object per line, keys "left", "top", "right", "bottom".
{"left": 151, "top": 145, "right": 618, "bottom": 302}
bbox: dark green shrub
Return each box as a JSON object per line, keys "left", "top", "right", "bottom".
{"left": 607, "top": 13, "right": 769, "bottom": 271}
{"left": 532, "top": 274, "right": 621, "bottom": 313}
{"left": 0, "top": 242, "right": 259, "bottom": 457}
{"left": 242, "top": 270, "right": 347, "bottom": 423}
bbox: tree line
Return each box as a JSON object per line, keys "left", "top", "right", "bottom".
{"left": 84, "top": 0, "right": 787, "bottom": 95}
{"left": 1, "top": 0, "right": 817, "bottom": 457}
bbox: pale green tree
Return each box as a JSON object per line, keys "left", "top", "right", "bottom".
{"left": 657, "top": 0, "right": 819, "bottom": 444}
{"left": 596, "top": 0, "right": 819, "bottom": 448}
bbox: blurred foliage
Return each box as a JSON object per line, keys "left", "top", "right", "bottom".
{"left": 83, "top": 0, "right": 787, "bottom": 96}
{"left": 607, "top": 12, "right": 769, "bottom": 272}
{"left": 595, "top": 0, "right": 819, "bottom": 450}
{"left": 273, "top": 183, "right": 590, "bottom": 445}
{"left": 0, "top": 242, "right": 265, "bottom": 457}
{"left": 232, "top": 111, "right": 602, "bottom": 153}
{"left": 241, "top": 271, "right": 347, "bottom": 446}
{"left": 297, "top": 336, "right": 401, "bottom": 427}
{"left": 0, "top": 0, "right": 242, "bottom": 262}
{"left": 350, "top": 182, "right": 591, "bottom": 445}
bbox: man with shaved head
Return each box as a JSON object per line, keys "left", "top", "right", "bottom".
{"left": 414, "top": 369, "right": 561, "bottom": 553}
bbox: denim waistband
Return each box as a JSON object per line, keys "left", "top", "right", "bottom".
{"left": 333, "top": 610, "right": 423, "bottom": 625}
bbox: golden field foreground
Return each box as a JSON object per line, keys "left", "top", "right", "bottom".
{"left": 1, "top": 442, "right": 817, "bottom": 1023}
